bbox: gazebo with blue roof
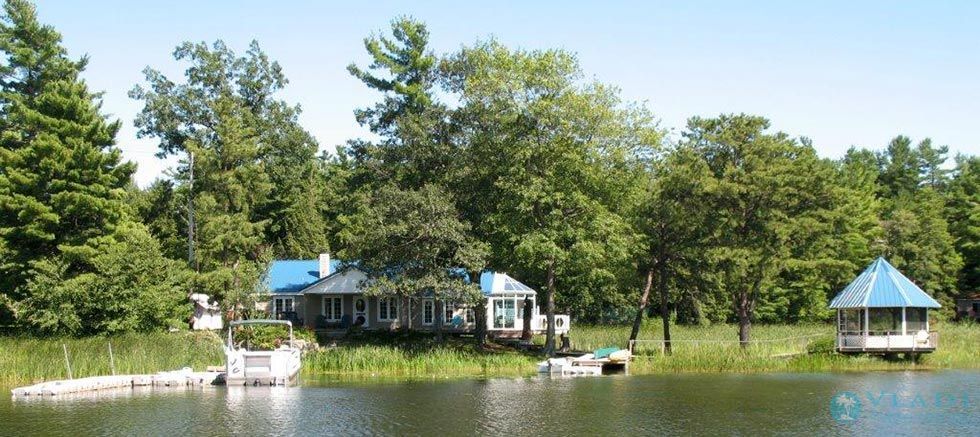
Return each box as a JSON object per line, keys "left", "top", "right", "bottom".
{"left": 829, "top": 257, "right": 941, "bottom": 353}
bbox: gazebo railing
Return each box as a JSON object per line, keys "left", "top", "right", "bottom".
{"left": 836, "top": 331, "right": 938, "bottom": 351}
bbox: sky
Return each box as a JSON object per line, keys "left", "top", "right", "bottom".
{"left": 34, "top": 1, "right": 980, "bottom": 187}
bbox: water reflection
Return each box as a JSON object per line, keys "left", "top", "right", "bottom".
{"left": 2, "top": 372, "right": 978, "bottom": 435}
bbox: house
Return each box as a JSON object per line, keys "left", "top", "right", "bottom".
{"left": 262, "top": 253, "right": 570, "bottom": 337}
{"left": 955, "top": 293, "right": 980, "bottom": 321}
{"left": 829, "top": 257, "right": 940, "bottom": 354}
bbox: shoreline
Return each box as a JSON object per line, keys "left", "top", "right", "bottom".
{"left": 3, "top": 323, "right": 978, "bottom": 389}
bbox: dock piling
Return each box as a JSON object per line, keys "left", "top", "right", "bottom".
{"left": 62, "top": 343, "right": 73, "bottom": 380}
{"left": 108, "top": 342, "right": 116, "bottom": 376}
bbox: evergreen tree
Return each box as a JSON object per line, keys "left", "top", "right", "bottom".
{"left": 132, "top": 41, "right": 292, "bottom": 316}
{"left": 945, "top": 156, "right": 980, "bottom": 293}
{"left": 682, "top": 114, "right": 823, "bottom": 346}
{"left": 0, "top": 0, "right": 132, "bottom": 325}
{"left": 880, "top": 189, "right": 962, "bottom": 310}
{"left": 629, "top": 145, "right": 713, "bottom": 350}
{"left": 347, "top": 16, "right": 452, "bottom": 189}
{"left": 131, "top": 179, "right": 186, "bottom": 260}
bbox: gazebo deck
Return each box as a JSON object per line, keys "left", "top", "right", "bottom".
{"left": 836, "top": 331, "right": 938, "bottom": 353}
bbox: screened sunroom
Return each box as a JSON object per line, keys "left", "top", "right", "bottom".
{"left": 829, "top": 258, "right": 941, "bottom": 353}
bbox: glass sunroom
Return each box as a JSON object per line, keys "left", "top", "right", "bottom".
{"left": 829, "top": 257, "right": 941, "bottom": 353}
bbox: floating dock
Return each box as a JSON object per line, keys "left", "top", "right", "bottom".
{"left": 11, "top": 368, "right": 224, "bottom": 397}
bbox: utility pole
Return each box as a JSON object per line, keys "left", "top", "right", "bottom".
{"left": 187, "top": 151, "right": 196, "bottom": 269}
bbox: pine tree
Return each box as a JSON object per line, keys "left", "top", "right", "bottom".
{"left": 133, "top": 41, "right": 322, "bottom": 316}
{"left": 945, "top": 156, "right": 980, "bottom": 293}
{"left": 0, "top": 0, "right": 135, "bottom": 325}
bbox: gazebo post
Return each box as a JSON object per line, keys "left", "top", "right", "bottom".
{"left": 864, "top": 309, "right": 869, "bottom": 337}
{"left": 836, "top": 310, "right": 841, "bottom": 349}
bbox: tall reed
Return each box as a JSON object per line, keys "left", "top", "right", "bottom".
{"left": 0, "top": 331, "right": 223, "bottom": 387}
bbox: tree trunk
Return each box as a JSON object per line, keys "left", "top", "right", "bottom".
{"left": 543, "top": 260, "right": 556, "bottom": 357}
{"left": 404, "top": 295, "right": 412, "bottom": 331}
{"left": 435, "top": 299, "right": 444, "bottom": 342}
{"left": 521, "top": 297, "right": 533, "bottom": 341}
{"left": 475, "top": 299, "right": 487, "bottom": 348}
{"left": 472, "top": 271, "right": 487, "bottom": 348}
{"left": 737, "top": 293, "right": 751, "bottom": 349}
{"left": 658, "top": 259, "right": 671, "bottom": 355}
{"left": 187, "top": 151, "right": 196, "bottom": 269}
{"left": 629, "top": 268, "right": 655, "bottom": 342}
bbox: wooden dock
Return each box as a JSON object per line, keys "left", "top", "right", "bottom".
{"left": 11, "top": 368, "right": 224, "bottom": 397}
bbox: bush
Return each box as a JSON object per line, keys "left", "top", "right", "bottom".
{"left": 230, "top": 324, "right": 316, "bottom": 350}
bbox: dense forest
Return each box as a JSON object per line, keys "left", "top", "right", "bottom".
{"left": 1, "top": 1, "right": 977, "bottom": 349}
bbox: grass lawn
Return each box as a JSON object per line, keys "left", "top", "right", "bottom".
{"left": 2, "top": 322, "right": 978, "bottom": 388}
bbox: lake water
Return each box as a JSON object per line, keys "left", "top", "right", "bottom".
{"left": 2, "top": 371, "right": 978, "bottom": 435}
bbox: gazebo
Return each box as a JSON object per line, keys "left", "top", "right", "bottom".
{"left": 829, "top": 257, "right": 941, "bottom": 353}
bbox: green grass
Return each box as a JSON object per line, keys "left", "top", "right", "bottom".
{"left": 569, "top": 321, "right": 980, "bottom": 373}
{"left": 0, "top": 331, "right": 223, "bottom": 388}
{"left": 2, "top": 322, "right": 977, "bottom": 388}
{"left": 303, "top": 331, "right": 537, "bottom": 378}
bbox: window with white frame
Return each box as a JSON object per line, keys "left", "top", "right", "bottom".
{"left": 422, "top": 299, "right": 434, "bottom": 325}
{"left": 322, "top": 296, "right": 342, "bottom": 321}
{"left": 379, "top": 297, "right": 398, "bottom": 321}
{"left": 493, "top": 298, "right": 516, "bottom": 329}
{"left": 273, "top": 297, "right": 294, "bottom": 317}
{"left": 445, "top": 303, "right": 456, "bottom": 326}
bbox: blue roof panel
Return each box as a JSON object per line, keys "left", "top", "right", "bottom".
{"left": 266, "top": 259, "right": 343, "bottom": 294}
{"left": 829, "top": 257, "right": 941, "bottom": 309}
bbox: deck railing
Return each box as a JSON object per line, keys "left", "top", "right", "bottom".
{"left": 531, "top": 314, "right": 571, "bottom": 334}
{"left": 836, "top": 331, "right": 938, "bottom": 351}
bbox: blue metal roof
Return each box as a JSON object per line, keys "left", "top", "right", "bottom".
{"left": 266, "top": 261, "right": 535, "bottom": 296}
{"left": 829, "top": 257, "right": 941, "bottom": 309}
{"left": 266, "top": 259, "right": 343, "bottom": 294}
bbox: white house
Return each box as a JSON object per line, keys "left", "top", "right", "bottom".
{"left": 263, "top": 253, "right": 570, "bottom": 337}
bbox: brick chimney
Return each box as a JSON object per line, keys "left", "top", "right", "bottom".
{"left": 318, "top": 253, "right": 331, "bottom": 278}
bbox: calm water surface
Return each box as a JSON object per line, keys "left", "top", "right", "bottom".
{"left": 2, "top": 371, "right": 978, "bottom": 436}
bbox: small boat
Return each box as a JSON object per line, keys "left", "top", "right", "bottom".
{"left": 224, "top": 319, "right": 302, "bottom": 386}
{"left": 537, "top": 356, "right": 603, "bottom": 376}
{"left": 538, "top": 347, "right": 632, "bottom": 376}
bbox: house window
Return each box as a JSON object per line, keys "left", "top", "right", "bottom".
{"left": 322, "top": 296, "right": 342, "bottom": 321}
{"left": 273, "top": 297, "right": 294, "bottom": 317}
{"left": 379, "top": 297, "right": 398, "bottom": 321}
{"left": 493, "top": 299, "right": 516, "bottom": 329}
{"left": 445, "top": 303, "right": 456, "bottom": 326}
{"left": 423, "top": 299, "right": 434, "bottom": 325}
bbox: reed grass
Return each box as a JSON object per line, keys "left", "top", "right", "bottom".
{"left": 0, "top": 331, "right": 223, "bottom": 388}
{"left": 303, "top": 331, "right": 536, "bottom": 377}
{"left": 570, "top": 321, "right": 980, "bottom": 373}
{"left": 2, "top": 322, "right": 977, "bottom": 387}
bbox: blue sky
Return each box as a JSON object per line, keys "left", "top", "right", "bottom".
{"left": 35, "top": 1, "right": 980, "bottom": 186}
